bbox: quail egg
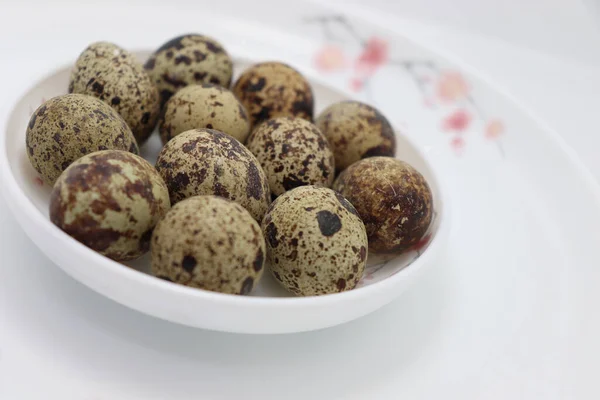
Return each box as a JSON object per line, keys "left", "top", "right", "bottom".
{"left": 69, "top": 42, "right": 160, "bottom": 144}
{"left": 144, "top": 34, "right": 233, "bottom": 107}
{"left": 26, "top": 94, "right": 138, "bottom": 185}
{"left": 49, "top": 150, "right": 170, "bottom": 261}
{"left": 333, "top": 157, "right": 432, "bottom": 253}
{"left": 246, "top": 117, "right": 334, "bottom": 197}
{"left": 159, "top": 83, "right": 250, "bottom": 144}
{"left": 151, "top": 195, "right": 265, "bottom": 295}
{"left": 232, "top": 62, "right": 314, "bottom": 128}
{"left": 155, "top": 129, "right": 270, "bottom": 221}
{"left": 262, "top": 186, "right": 368, "bottom": 296}
{"left": 316, "top": 101, "right": 396, "bottom": 172}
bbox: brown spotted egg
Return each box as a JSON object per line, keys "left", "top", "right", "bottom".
{"left": 316, "top": 101, "right": 396, "bottom": 172}
{"left": 155, "top": 129, "right": 270, "bottom": 221}
{"left": 246, "top": 117, "right": 335, "bottom": 197}
{"left": 144, "top": 34, "right": 233, "bottom": 108}
{"left": 49, "top": 150, "right": 170, "bottom": 261}
{"left": 262, "top": 186, "right": 368, "bottom": 296}
{"left": 26, "top": 94, "right": 138, "bottom": 185}
{"left": 159, "top": 83, "right": 250, "bottom": 144}
{"left": 69, "top": 42, "right": 160, "bottom": 144}
{"left": 232, "top": 62, "right": 314, "bottom": 128}
{"left": 333, "top": 157, "right": 432, "bottom": 253}
{"left": 151, "top": 195, "right": 265, "bottom": 295}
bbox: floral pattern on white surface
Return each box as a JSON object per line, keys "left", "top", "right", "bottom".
{"left": 305, "top": 15, "right": 506, "bottom": 157}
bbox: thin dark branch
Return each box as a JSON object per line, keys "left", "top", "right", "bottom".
{"left": 496, "top": 140, "right": 505, "bottom": 158}
{"left": 363, "top": 78, "right": 373, "bottom": 102}
{"left": 369, "top": 260, "right": 390, "bottom": 276}
{"left": 323, "top": 20, "right": 334, "bottom": 41}
{"left": 335, "top": 15, "right": 366, "bottom": 46}
{"left": 466, "top": 94, "right": 485, "bottom": 120}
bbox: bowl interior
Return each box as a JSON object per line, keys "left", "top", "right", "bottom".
{"left": 4, "top": 51, "right": 442, "bottom": 298}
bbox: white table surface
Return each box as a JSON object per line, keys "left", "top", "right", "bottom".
{"left": 2, "top": 1, "right": 600, "bottom": 398}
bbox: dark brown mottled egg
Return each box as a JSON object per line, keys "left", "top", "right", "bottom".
{"left": 246, "top": 117, "right": 335, "bottom": 197}
{"left": 49, "top": 150, "right": 170, "bottom": 261}
{"left": 159, "top": 84, "right": 250, "bottom": 144}
{"left": 144, "top": 34, "right": 233, "bottom": 108}
{"left": 151, "top": 195, "right": 265, "bottom": 295}
{"left": 232, "top": 62, "right": 314, "bottom": 128}
{"left": 26, "top": 94, "right": 138, "bottom": 185}
{"left": 316, "top": 101, "right": 396, "bottom": 172}
{"left": 262, "top": 186, "right": 367, "bottom": 296}
{"left": 333, "top": 157, "right": 432, "bottom": 253}
{"left": 155, "top": 129, "right": 270, "bottom": 221}
{"left": 69, "top": 42, "right": 160, "bottom": 144}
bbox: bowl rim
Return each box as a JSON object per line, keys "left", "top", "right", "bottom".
{"left": 0, "top": 56, "right": 450, "bottom": 310}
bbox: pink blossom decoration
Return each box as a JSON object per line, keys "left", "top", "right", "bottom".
{"left": 450, "top": 136, "right": 465, "bottom": 154}
{"left": 485, "top": 119, "right": 504, "bottom": 139}
{"left": 442, "top": 109, "right": 472, "bottom": 132}
{"left": 350, "top": 77, "right": 364, "bottom": 92}
{"left": 437, "top": 71, "right": 470, "bottom": 103}
{"left": 355, "top": 37, "right": 389, "bottom": 76}
{"left": 412, "top": 233, "right": 432, "bottom": 252}
{"left": 314, "top": 45, "right": 347, "bottom": 72}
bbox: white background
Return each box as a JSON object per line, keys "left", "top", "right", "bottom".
{"left": 2, "top": 0, "right": 600, "bottom": 398}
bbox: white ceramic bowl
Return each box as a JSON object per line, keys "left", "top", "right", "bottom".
{"left": 0, "top": 52, "right": 448, "bottom": 334}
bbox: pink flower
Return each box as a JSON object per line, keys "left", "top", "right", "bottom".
{"left": 437, "top": 71, "right": 470, "bottom": 103}
{"left": 450, "top": 136, "right": 465, "bottom": 154}
{"left": 314, "top": 45, "right": 347, "bottom": 73}
{"left": 412, "top": 233, "right": 432, "bottom": 252}
{"left": 355, "top": 37, "right": 389, "bottom": 76}
{"left": 34, "top": 177, "right": 44, "bottom": 186}
{"left": 349, "top": 77, "right": 364, "bottom": 92}
{"left": 485, "top": 119, "right": 504, "bottom": 139}
{"left": 442, "top": 109, "right": 472, "bottom": 132}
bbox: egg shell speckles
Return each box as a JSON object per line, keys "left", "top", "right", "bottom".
{"left": 155, "top": 129, "right": 271, "bottom": 222}
{"left": 26, "top": 94, "right": 138, "bottom": 185}
{"left": 333, "top": 157, "right": 432, "bottom": 253}
{"left": 69, "top": 42, "right": 160, "bottom": 144}
{"left": 316, "top": 101, "right": 396, "bottom": 172}
{"left": 159, "top": 84, "right": 250, "bottom": 144}
{"left": 144, "top": 34, "right": 233, "bottom": 108}
{"left": 262, "top": 186, "right": 368, "bottom": 296}
{"left": 232, "top": 62, "right": 314, "bottom": 128}
{"left": 246, "top": 117, "right": 335, "bottom": 196}
{"left": 151, "top": 196, "right": 265, "bottom": 295}
{"left": 49, "top": 150, "right": 170, "bottom": 261}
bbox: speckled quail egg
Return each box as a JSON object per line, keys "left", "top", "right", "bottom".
{"left": 144, "top": 34, "right": 233, "bottom": 108}
{"left": 246, "top": 117, "right": 335, "bottom": 197}
{"left": 262, "top": 186, "right": 368, "bottom": 296}
{"left": 159, "top": 83, "right": 250, "bottom": 144}
{"left": 151, "top": 195, "right": 265, "bottom": 295}
{"left": 316, "top": 101, "right": 396, "bottom": 172}
{"left": 232, "top": 62, "right": 314, "bottom": 128}
{"left": 155, "top": 129, "right": 270, "bottom": 221}
{"left": 49, "top": 150, "right": 170, "bottom": 261}
{"left": 69, "top": 42, "right": 160, "bottom": 144}
{"left": 26, "top": 94, "right": 138, "bottom": 185}
{"left": 333, "top": 157, "right": 432, "bottom": 253}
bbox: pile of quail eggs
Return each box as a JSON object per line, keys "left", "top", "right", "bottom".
{"left": 26, "top": 34, "right": 433, "bottom": 297}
